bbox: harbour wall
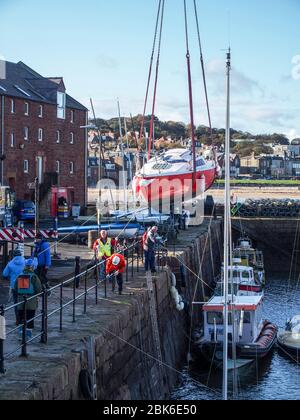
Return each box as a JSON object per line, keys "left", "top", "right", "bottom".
{"left": 0, "top": 221, "right": 222, "bottom": 400}
{"left": 232, "top": 218, "right": 300, "bottom": 274}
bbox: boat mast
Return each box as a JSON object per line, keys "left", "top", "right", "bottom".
{"left": 223, "top": 48, "right": 231, "bottom": 402}
{"left": 117, "top": 100, "right": 127, "bottom": 210}
{"left": 124, "top": 116, "right": 133, "bottom": 183}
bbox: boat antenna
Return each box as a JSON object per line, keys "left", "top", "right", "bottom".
{"left": 223, "top": 48, "right": 231, "bottom": 401}
{"left": 184, "top": 0, "right": 197, "bottom": 180}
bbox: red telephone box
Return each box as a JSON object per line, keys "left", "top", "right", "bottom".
{"left": 51, "top": 187, "right": 75, "bottom": 218}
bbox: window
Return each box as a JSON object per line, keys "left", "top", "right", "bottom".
{"left": 70, "top": 161, "right": 74, "bottom": 174}
{"left": 0, "top": 85, "right": 7, "bottom": 92}
{"left": 70, "top": 132, "right": 74, "bottom": 144}
{"left": 11, "top": 99, "right": 15, "bottom": 114}
{"left": 24, "top": 127, "right": 29, "bottom": 141}
{"left": 24, "top": 102, "right": 29, "bottom": 116}
{"left": 207, "top": 312, "right": 233, "bottom": 325}
{"left": 38, "top": 128, "right": 43, "bottom": 142}
{"left": 57, "top": 92, "right": 66, "bottom": 119}
{"left": 24, "top": 160, "right": 29, "bottom": 173}
{"left": 10, "top": 133, "right": 14, "bottom": 147}
{"left": 71, "top": 110, "right": 74, "bottom": 123}
{"left": 38, "top": 105, "right": 43, "bottom": 118}
{"left": 55, "top": 161, "right": 60, "bottom": 173}
{"left": 56, "top": 130, "right": 61, "bottom": 143}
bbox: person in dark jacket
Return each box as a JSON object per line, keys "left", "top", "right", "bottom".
{"left": 143, "top": 226, "right": 158, "bottom": 273}
{"left": 15, "top": 259, "right": 42, "bottom": 338}
{"left": 33, "top": 233, "right": 51, "bottom": 288}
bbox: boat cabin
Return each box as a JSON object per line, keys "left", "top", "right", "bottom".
{"left": 216, "top": 265, "right": 262, "bottom": 296}
{"left": 141, "top": 148, "right": 214, "bottom": 177}
{"left": 202, "top": 295, "right": 264, "bottom": 345}
{"left": 233, "top": 240, "right": 264, "bottom": 269}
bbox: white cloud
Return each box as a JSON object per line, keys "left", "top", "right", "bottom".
{"left": 286, "top": 128, "right": 300, "bottom": 141}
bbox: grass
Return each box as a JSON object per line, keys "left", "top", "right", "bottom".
{"left": 215, "top": 179, "right": 300, "bottom": 186}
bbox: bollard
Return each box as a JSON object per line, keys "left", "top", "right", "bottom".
{"left": 75, "top": 256, "right": 81, "bottom": 288}
{"left": 131, "top": 245, "right": 134, "bottom": 277}
{"left": 84, "top": 270, "right": 88, "bottom": 313}
{"left": 125, "top": 249, "right": 129, "bottom": 283}
{"left": 53, "top": 217, "right": 60, "bottom": 258}
{"left": 59, "top": 282, "right": 63, "bottom": 332}
{"left": 88, "top": 230, "right": 98, "bottom": 250}
{"left": 95, "top": 260, "right": 99, "bottom": 304}
{"left": 41, "top": 290, "right": 48, "bottom": 344}
{"left": 0, "top": 305, "right": 5, "bottom": 374}
{"left": 72, "top": 274, "right": 76, "bottom": 323}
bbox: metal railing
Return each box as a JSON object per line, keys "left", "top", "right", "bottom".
{"left": 0, "top": 237, "right": 166, "bottom": 374}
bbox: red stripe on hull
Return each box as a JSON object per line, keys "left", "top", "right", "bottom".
{"left": 134, "top": 168, "right": 216, "bottom": 203}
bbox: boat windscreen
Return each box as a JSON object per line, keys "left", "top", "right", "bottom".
{"left": 163, "top": 156, "right": 187, "bottom": 164}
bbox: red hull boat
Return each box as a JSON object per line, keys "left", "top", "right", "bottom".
{"left": 133, "top": 148, "right": 218, "bottom": 203}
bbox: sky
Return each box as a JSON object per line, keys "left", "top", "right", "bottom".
{"left": 0, "top": 0, "right": 299, "bottom": 138}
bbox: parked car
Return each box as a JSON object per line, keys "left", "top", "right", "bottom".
{"left": 13, "top": 200, "right": 36, "bottom": 222}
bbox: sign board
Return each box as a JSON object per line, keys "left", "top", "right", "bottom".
{"left": 105, "top": 164, "right": 116, "bottom": 171}
{"left": 0, "top": 188, "right": 5, "bottom": 208}
{"left": 28, "top": 182, "right": 35, "bottom": 190}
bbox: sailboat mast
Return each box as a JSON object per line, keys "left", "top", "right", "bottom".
{"left": 223, "top": 48, "right": 231, "bottom": 402}
{"left": 124, "top": 116, "right": 133, "bottom": 183}
{"left": 117, "top": 100, "right": 127, "bottom": 210}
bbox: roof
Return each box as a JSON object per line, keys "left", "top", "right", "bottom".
{"left": 0, "top": 61, "right": 87, "bottom": 111}
{"left": 203, "top": 295, "right": 263, "bottom": 312}
{"left": 222, "top": 265, "right": 254, "bottom": 272}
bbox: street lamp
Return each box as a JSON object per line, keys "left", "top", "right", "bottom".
{"left": 81, "top": 124, "right": 102, "bottom": 233}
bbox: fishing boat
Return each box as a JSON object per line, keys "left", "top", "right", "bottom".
{"left": 215, "top": 263, "right": 264, "bottom": 297}
{"left": 233, "top": 238, "right": 265, "bottom": 287}
{"left": 277, "top": 316, "right": 300, "bottom": 361}
{"left": 194, "top": 295, "right": 277, "bottom": 365}
{"left": 133, "top": 148, "right": 217, "bottom": 203}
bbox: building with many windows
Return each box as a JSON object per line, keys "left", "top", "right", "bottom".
{"left": 0, "top": 60, "right": 88, "bottom": 209}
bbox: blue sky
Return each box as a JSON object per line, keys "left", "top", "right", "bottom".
{"left": 0, "top": 0, "right": 299, "bottom": 137}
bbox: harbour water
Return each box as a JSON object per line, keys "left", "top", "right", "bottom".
{"left": 171, "top": 274, "right": 300, "bottom": 401}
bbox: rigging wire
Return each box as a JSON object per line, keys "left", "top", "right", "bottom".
{"left": 139, "top": 0, "right": 162, "bottom": 145}
{"left": 183, "top": 0, "right": 197, "bottom": 180}
{"left": 148, "top": 0, "right": 165, "bottom": 160}
{"left": 193, "top": 0, "right": 213, "bottom": 142}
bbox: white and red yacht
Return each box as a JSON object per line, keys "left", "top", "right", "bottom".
{"left": 133, "top": 148, "right": 218, "bottom": 203}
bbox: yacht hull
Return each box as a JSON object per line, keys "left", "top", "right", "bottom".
{"left": 133, "top": 167, "right": 216, "bottom": 203}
